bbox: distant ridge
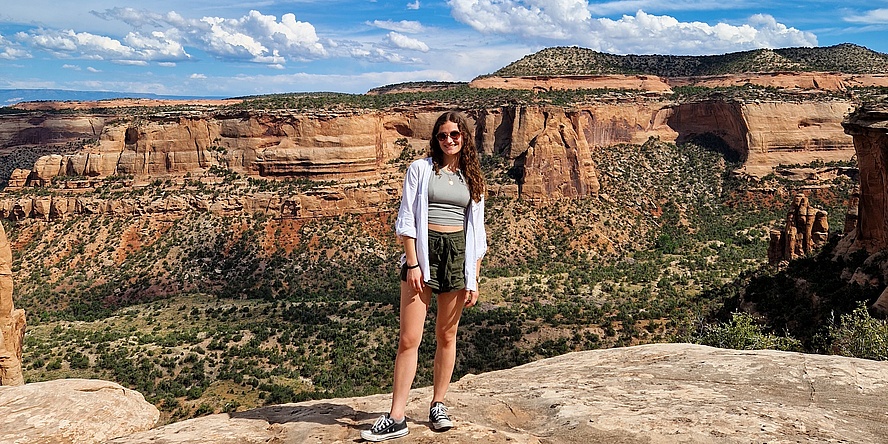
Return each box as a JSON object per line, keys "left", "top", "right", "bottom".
{"left": 366, "top": 81, "right": 467, "bottom": 95}
{"left": 0, "top": 89, "right": 226, "bottom": 105}
{"left": 487, "top": 43, "right": 888, "bottom": 78}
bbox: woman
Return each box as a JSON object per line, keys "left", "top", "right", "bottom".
{"left": 362, "top": 111, "right": 487, "bottom": 442}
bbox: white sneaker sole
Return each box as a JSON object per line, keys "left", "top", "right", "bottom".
{"left": 430, "top": 419, "right": 453, "bottom": 431}
{"left": 360, "top": 427, "right": 408, "bottom": 442}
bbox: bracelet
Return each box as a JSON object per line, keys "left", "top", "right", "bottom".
{"left": 405, "top": 263, "right": 420, "bottom": 269}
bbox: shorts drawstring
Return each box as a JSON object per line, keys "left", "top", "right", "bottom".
{"left": 431, "top": 232, "right": 459, "bottom": 289}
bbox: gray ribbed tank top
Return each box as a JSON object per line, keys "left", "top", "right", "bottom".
{"left": 428, "top": 168, "right": 470, "bottom": 226}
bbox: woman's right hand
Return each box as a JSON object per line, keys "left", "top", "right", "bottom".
{"left": 407, "top": 267, "right": 423, "bottom": 293}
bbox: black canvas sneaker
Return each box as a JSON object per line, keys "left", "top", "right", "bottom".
{"left": 360, "top": 414, "right": 408, "bottom": 442}
{"left": 428, "top": 402, "right": 453, "bottom": 431}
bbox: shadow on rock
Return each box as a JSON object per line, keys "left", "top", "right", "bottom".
{"left": 231, "top": 402, "right": 373, "bottom": 428}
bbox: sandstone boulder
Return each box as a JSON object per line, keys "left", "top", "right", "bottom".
{"left": 109, "top": 344, "right": 888, "bottom": 443}
{"left": 6, "top": 169, "right": 30, "bottom": 189}
{"left": 31, "top": 154, "right": 64, "bottom": 184}
{"left": 0, "top": 379, "right": 159, "bottom": 443}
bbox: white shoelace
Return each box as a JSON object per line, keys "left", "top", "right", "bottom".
{"left": 371, "top": 415, "right": 394, "bottom": 432}
{"left": 430, "top": 403, "right": 448, "bottom": 418}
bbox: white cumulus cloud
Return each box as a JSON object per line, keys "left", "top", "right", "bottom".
{"left": 447, "top": 0, "right": 817, "bottom": 54}
{"left": 37, "top": 7, "right": 327, "bottom": 66}
{"left": 123, "top": 30, "right": 190, "bottom": 61}
{"left": 384, "top": 32, "right": 429, "bottom": 52}
{"left": 0, "top": 35, "right": 31, "bottom": 60}
{"left": 190, "top": 9, "right": 326, "bottom": 62}
{"left": 407, "top": 1, "right": 421, "bottom": 10}
{"left": 190, "top": 73, "right": 207, "bottom": 79}
{"left": 20, "top": 29, "right": 135, "bottom": 59}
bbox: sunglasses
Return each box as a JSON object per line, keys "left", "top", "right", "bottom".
{"left": 435, "top": 130, "right": 462, "bottom": 142}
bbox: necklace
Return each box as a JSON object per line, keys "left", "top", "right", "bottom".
{"left": 443, "top": 167, "right": 460, "bottom": 185}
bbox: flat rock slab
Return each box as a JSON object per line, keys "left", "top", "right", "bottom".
{"left": 0, "top": 378, "right": 159, "bottom": 443}
{"left": 107, "top": 343, "right": 888, "bottom": 443}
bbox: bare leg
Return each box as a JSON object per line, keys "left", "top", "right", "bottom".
{"left": 431, "top": 289, "right": 465, "bottom": 405}
{"left": 389, "top": 280, "right": 432, "bottom": 420}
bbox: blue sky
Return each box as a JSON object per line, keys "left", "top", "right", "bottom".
{"left": 1, "top": 1, "right": 887, "bottom": 98}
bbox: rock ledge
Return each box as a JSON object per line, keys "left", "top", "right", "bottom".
{"left": 110, "top": 343, "right": 888, "bottom": 443}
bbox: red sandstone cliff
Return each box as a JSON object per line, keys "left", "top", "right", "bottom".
{"left": 838, "top": 103, "right": 888, "bottom": 255}
{"left": 0, "top": 92, "right": 859, "bottom": 219}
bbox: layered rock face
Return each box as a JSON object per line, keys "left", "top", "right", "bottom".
{"left": 2, "top": 107, "right": 604, "bottom": 211}
{"left": 666, "top": 72, "right": 888, "bottom": 90}
{"left": 1, "top": 96, "right": 857, "bottom": 218}
{"left": 840, "top": 103, "right": 888, "bottom": 255}
{"left": 17, "top": 111, "right": 406, "bottom": 183}
{"left": 471, "top": 72, "right": 888, "bottom": 93}
{"left": 742, "top": 101, "right": 856, "bottom": 176}
{"left": 0, "top": 115, "right": 105, "bottom": 151}
{"left": 768, "top": 193, "right": 829, "bottom": 265}
{"left": 0, "top": 187, "right": 403, "bottom": 220}
{"left": 475, "top": 106, "right": 600, "bottom": 200}
{"left": 668, "top": 100, "right": 855, "bottom": 176}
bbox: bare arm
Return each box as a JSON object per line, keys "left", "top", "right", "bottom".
{"left": 465, "top": 258, "right": 482, "bottom": 307}
{"left": 402, "top": 236, "right": 423, "bottom": 293}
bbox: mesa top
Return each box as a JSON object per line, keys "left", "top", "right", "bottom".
{"left": 428, "top": 168, "right": 470, "bottom": 226}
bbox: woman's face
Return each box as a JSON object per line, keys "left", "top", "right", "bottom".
{"left": 436, "top": 121, "right": 462, "bottom": 159}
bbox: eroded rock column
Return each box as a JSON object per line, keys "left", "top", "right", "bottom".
{"left": 0, "top": 223, "right": 25, "bottom": 386}
{"left": 768, "top": 193, "right": 829, "bottom": 265}
{"left": 841, "top": 104, "right": 888, "bottom": 254}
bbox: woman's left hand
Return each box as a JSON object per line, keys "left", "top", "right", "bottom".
{"left": 465, "top": 289, "right": 478, "bottom": 307}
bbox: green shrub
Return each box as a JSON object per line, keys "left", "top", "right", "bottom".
{"left": 694, "top": 312, "right": 802, "bottom": 352}
{"left": 67, "top": 351, "right": 90, "bottom": 369}
{"left": 45, "top": 359, "right": 62, "bottom": 371}
{"left": 827, "top": 304, "right": 888, "bottom": 360}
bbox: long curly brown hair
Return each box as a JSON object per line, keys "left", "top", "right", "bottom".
{"left": 430, "top": 111, "right": 486, "bottom": 202}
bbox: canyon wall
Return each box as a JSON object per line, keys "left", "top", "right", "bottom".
{"left": 667, "top": 100, "right": 856, "bottom": 176}
{"left": 666, "top": 73, "right": 888, "bottom": 90}
{"left": 471, "top": 73, "right": 888, "bottom": 93}
{"left": 0, "top": 97, "right": 858, "bottom": 219}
